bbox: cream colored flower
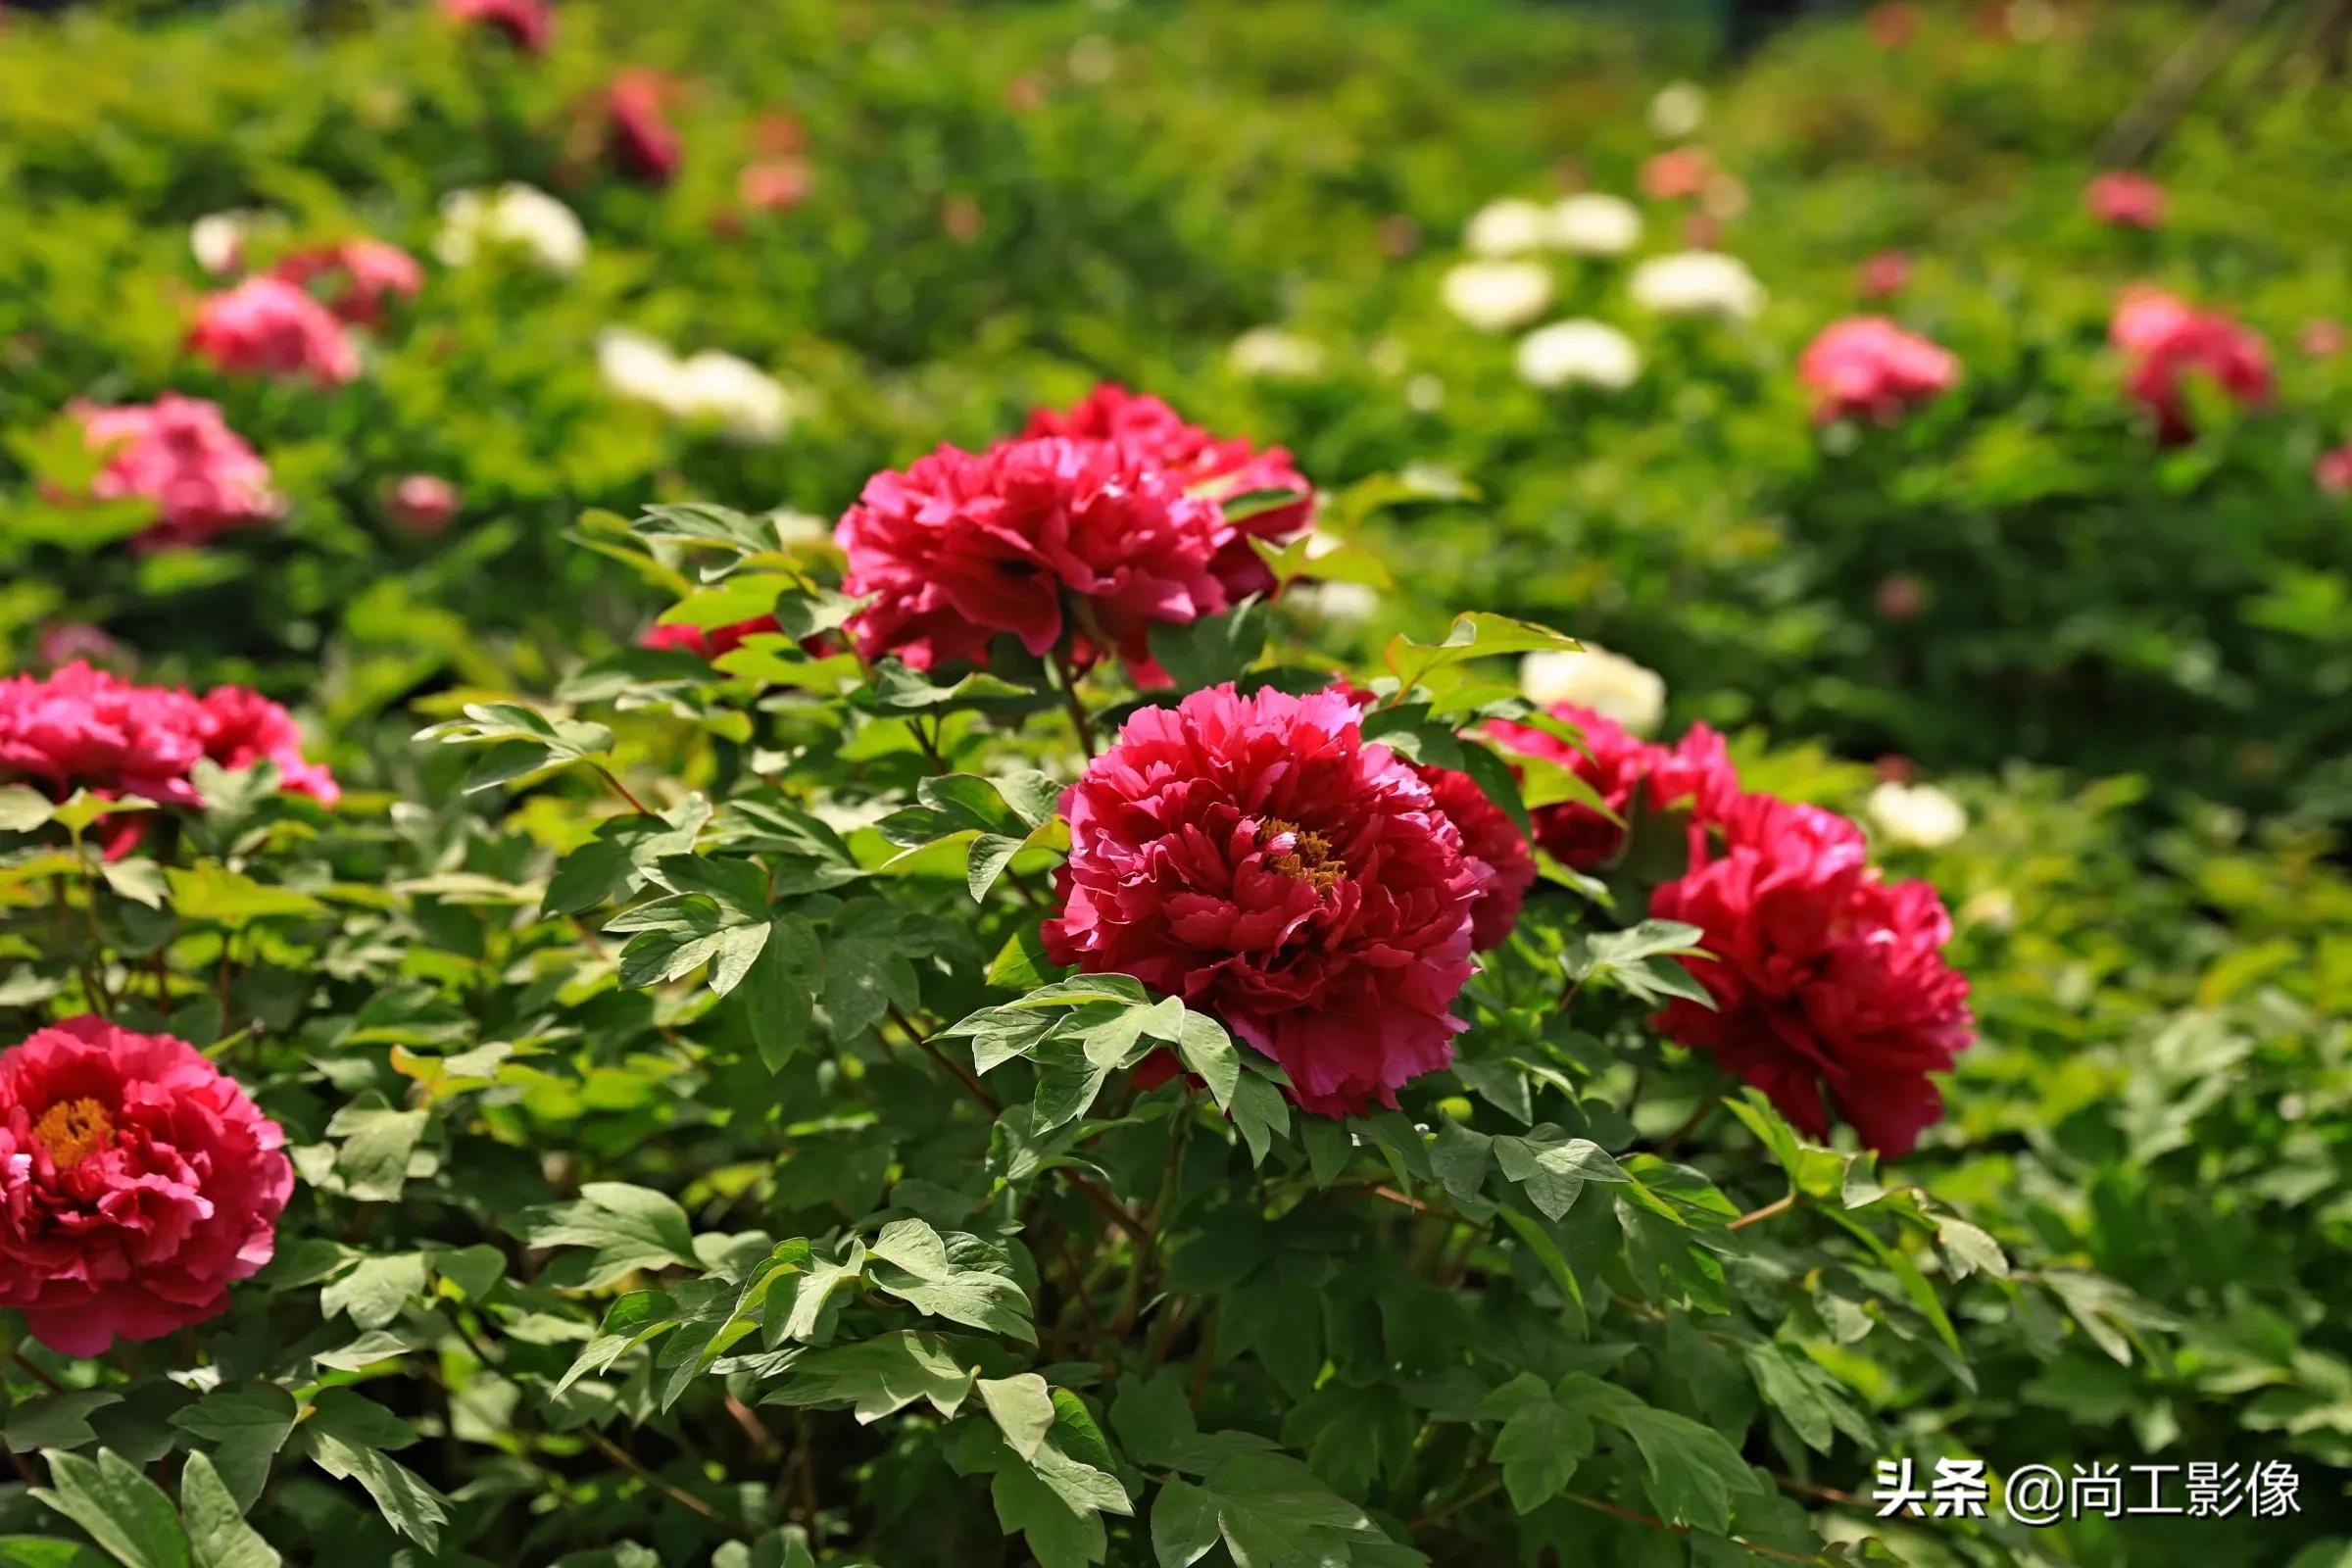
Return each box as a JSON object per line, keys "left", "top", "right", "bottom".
{"left": 1442, "top": 260, "right": 1553, "bottom": 332}
{"left": 1867, "top": 782, "right": 1968, "bottom": 849}
{"left": 1464, "top": 197, "right": 1552, "bottom": 258}
{"left": 1228, "top": 327, "right": 1326, "bottom": 380}
{"left": 1520, "top": 646, "right": 1666, "bottom": 734}
{"left": 1516, "top": 319, "right": 1641, "bottom": 391}
{"left": 1629, "top": 250, "right": 1765, "bottom": 319}
{"left": 598, "top": 329, "right": 793, "bottom": 445}
{"left": 436, "top": 183, "right": 588, "bottom": 273}
{"left": 190, "top": 210, "right": 270, "bottom": 275}
{"left": 1547, "top": 194, "right": 1642, "bottom": 257}
{"left": 1648, "top": 81, "right": 1707, "bottom": 139}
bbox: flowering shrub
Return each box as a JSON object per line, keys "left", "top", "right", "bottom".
{"left": 0, "top": 3, "right": 2346, "bottom": 1566}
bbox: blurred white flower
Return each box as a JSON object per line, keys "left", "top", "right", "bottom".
{"left": 1228, "top": 327, "right": 1325, "bottom": 380}
{"left": 1520, "top": 646, "right": 1666, "bottom": 734}
{"left": 1464, "top": 197, "right": 1551, "bottom": 258}
{"left": 598, "top": 329, "right": 793, "bottom": 444}
{"left": 436, "top": 183, "right": 588, "bottom": 274}
{"left": 1648, "top": 81, "right": 1707, "bottom": 139}
{"left": 1442, "top": 260, "right": 1552, "bottom": 332}
{"left": 190, "top": 210, "right": 270, "bottom": 275}
{"left": 1629, "top": 250, "right": 1765, "bottom": 319}
{"left": 1293, "top": 580, "right": 1381, "bottom": 623}
{"left": 1867, "top": 782, "right": 1968, "bottom": 849}
{"left": 1405, "top": 373, "right": 1446, "bottom": 413}
{"left": 1547, "top": 194, "right": 1642, "bottom": 257}
{"left": 1516, "top": 319, "right": 1641, "bottom": 390}
{"left": 1958, "top": 887, "right": 2016, "bottom": 932}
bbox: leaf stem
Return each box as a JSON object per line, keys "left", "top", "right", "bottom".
{"left": 1728, "top": 1192, "right": 1798, "bottom": 1232}
{"left": 1050, "top": 647, "right": 1099, "bottom": 760}
{"left": 593, "top": 763, "right": 660, "bottom": 818}
{"left": 586, "top": 1429, "right": 755, "bottom": 1541}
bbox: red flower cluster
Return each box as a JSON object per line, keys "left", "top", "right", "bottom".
{"left": 1640, "top": 147, "right": 1711, "bottom": 202}
{"left": 1797, "top": 317, "right": 1960, "bottom": 423}
{"left": 1649, "top": 795, "right": 1973, "bottom": 1155}
{"left": 1021, "top": 383, "right": 1315, "bottom": 600}
{"left": 188, "top": 276, "right": 359, "bottom": 386}
{"left": 640, "top": 616, "right": 782, "bottom": 660}
{"left": 838, "top": 389, "right": 1314, "bottom": 682}
{"left": 271, "top": 238, "right": 424, "bottom": 327}
{"left": 1856, "top": 251, "right": 1912, "bottom": 301}
{"left": 0, "top": 662, "right": 340, "bottom": 817}
{"left": 2111, "top": 286, "right": 2272, "bottom": 444}
{"left": 2318, "top": 442, "right": 2352, "bottom": 498}
{"left": 1493, "top": 705, "right": 1970, "bottom": 1153}
{"left": 1, "top": 1016, "right": 293, "bottom": 1356}
{"left": 2085, "top": 171, "right": 2165, "bottom": 229}
{"left": 443, "top": 0, "right": 554, "bottom": 52}
{"left": 1488, "top": 706, "right": 1736, "bottom": 871}
{"left": 1042, "top": 684, "right": 1480, "bottom": 1116}
{"left": 1416, "top": 762, "right": 1536, "bottom": 952}
{"left": 77, "top": 395, "right": 281, "bottom": 551}
{"left": 387, "top": 473, "right": 463, "bottom": 535}
{"left": 605, "top": 71, "right": 683, "bottom": 184}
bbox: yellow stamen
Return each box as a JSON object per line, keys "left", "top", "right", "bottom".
{"left": 31, "top": 1098, "right": 115, "bottom": 1170}
{"left": 1260, "top": 818, "right": 1346, "bottom": 888}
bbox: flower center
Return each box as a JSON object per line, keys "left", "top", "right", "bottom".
{"left": 1259, "top": 817, "right": 1346, "bottom": 888}
{"left": 31, "top": 1098, "right": 116, "bottom": 1170}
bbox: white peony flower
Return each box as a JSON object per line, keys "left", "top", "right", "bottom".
{"left": 436, "top": 183, "right": 588, "bottom": 274}
{"left": 1516, "top": 319, "right": 1642, "bottom": 390}
{"left": 1228, "top": 327, "right": 1326, "bottom": 380}
{"left": 1293, "top": 580, "right": 1381, "bottom": 623}
{"left": 1867, "top": 782, "right": 1968, "bottom": 850}
{"left": 1463, "top": 197, "right": 1552, "bottom": 257}
{"left": 1442, "top": 260, "right": 1553, "bottom": 332}
{"left": 1648, "top": 81, "right": 1707, "bottom": 139}
{"left": 1520, "top": 646, "right": 1666, "bottom": 734}
{"left": 1958, "top": 888, "right": 2017, "bottom": 932}
{"left": 1629, "top": 251, "right": 1765, "bottom": 320}
{"left": 189, "top": 210, "right": 270, "bottom": 275}
{"left": 1547, "top": 193, "right": 1642, "bottom": 257}
{"left": 599, "top": 330, "right": 793, "bottom": 445}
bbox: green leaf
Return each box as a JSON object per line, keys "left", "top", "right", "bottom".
{"left": 1151, "top": 1479, "right": 1221, "bottom": 1568}
{"left": 33, "top": 1449, "right": 191, "bottom": 1568}
{"left": 1490, "top": 1127, "right": 1629, "bottom": 1221}
{"left": 1482, "top": 1372, "right": 1604, "bottom": 1513}
{"left": 179, "top": 1453, "right": 279, "bottom": 1568}
{"left": 1149, "top": 604, "right": 1268, "bottom": 691}
{"left": 1386, "top": 612, "right": 1577, "bottom": 692}
{"left": 1605, "top": 1403, "right": 1764, "bottom": 1535}
{"left": 323, "top": 1101, "right": 427, "bottom": 1204}
{"left": 743, "top": 914, "right": 822, "bottom": 1071}
{"left": 164, "top": 865, "right": 324, "bottom": 928}
{"left": 979, "top": 1375, "right": 1057, "bottom": 1463}
{"left": 517, "top": 1183, "right": 700, "bottom": 1289}
{"left": 300, "top": 1428, "right": 447, "bottom": 1551}
{"left": 760, "top": 1331, "right": 977, "bottom": 1423}
{"left": 4, "top": 1394, "right": 122, "bottom": 1455}
{"left": 992, "top": 1463, "right": 1106, "bottom": 1568}
{"left": 0, "top": 786, "right": 54, "bottom": 833}
{"left": 169, "top": 1388, "right": 297, "bottom": 1514}
{"left": 1229, "top": 1073, "right": 1290, "bottom": 1166}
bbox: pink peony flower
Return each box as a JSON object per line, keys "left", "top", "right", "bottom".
{"left": 739, "top": 159, "right": 812, "bottom": 213}
{"left": 77, "top": 396, "right": 281, "bottom": 552}
{"left": 2085, "top": 172, "right": 2165, "bottom": 229}
{"left": 34, "top": 624, "right": 131, "bottom": 673}
{"left": 2318, "top": 442, "right": 2352, "bottom": 498}
{"left": 1487, "top": 706, "right": 1738, "bottom": 872}
{"left": 387, "top": 474, "right": 462, "bottom": 534}
{"left": 640, "top": 616, "right": 782, "bottom": 660}
{"left": 0, "top": 662, "right": 336, "bottom": 811}
{"left": 2110, "top": 287, "right": 2271, "bottom": 444}
{"left": 1023, "top": 383, "right": 1315, "bottom": 600}
{"left": 605, "top": 71, "right": 682, "bottom": 184}
{"left": 0, "top": 1016, "right": 293, "bottom": 1356}
{"left": 187, "top": 276, "right": 360, "bottom": 385}
{"left": 1042, "top": 684, "right": 1480, "bottom": 1115}
{"left": 1857, "top": 251, "right": 1913, "bottom": 301}
{"left": 1648, "top": 794, "right": 1974, "bottom": 1155}
{"left": 444, "top": 0, "right": 553, "bottom": 53}
{"left": 271, "top": 239, "right": 424, "bottom": 328}
{"left": 2300, "top": 319, "right": 2344, "bottom": 359}
{"left": 1640, "top": 148, "right": 1711, "bottom": 202}
{"left": 1797, "top": 317, "right": 1960, "bottom": 424}
{"left": 835, "top": 436, "right": 1232, "bottom": 681}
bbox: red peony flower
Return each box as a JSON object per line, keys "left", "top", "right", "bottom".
{"left": 739, "top": 159, "right": 812, "bottom": 213}
{"left": 1797, "top": 317, "right": 1960, "bottom": 424}
{"left": 1022, "top": 384, "right": 1315, "bottom": 600}
{"left": 0, "top": 662, "right": 337, "bottom": 812}
{"left": 1416, "top": 763, "right": 1535, "bottom": 951}
{"left": 605, "top": 71, "right": 682, "bottom": 184}
{"left": 1647, "top": 794, "right": 1973, "bottom": 1155}
{"left": 1640, "top": 147, "right": 1711, "bottom": 202}
{"left": 1857, "top": 250, "right": 1912, "bottom": 300}
{"left": 271, "top": 238, "right": 424, "bottom": 328}
{"left": 187, "top": 276, "right": 359, "bottom": 386}
{"left": 2318, "top": 442, "right": 2352, "bottom": 498}
{"left": 78, "top": 395, "right": 281, "bottom": 551}
{"left": 1041, "top": 684, "right": 1480, "bottom": 1115}
{"left": 2085, "top": 172, "right": 2165, "bottom": 229}
{"left": 387, "top": 473, "right": 462, "bottom": 534}
{"left": 640, "top": 616, "right": 783, "bottom": 660}
{"left": 443, "top": 0, "right": 553, "bottom": 52}
{"left": 2110, "top": 286, "right": 2271, "bottom": 444}
{"left": 1487, "top": 706, "right": 1738, "bottom": 872}
{"left": 1, "top": 1016, "right": 293, "bottom": 1356}
{"left": 835, "top": 436, "right": 1232, "bottom": 682}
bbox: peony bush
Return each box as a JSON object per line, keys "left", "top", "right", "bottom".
{"left": 1, "top": 3, "right": 2348, "bottom": 1566}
